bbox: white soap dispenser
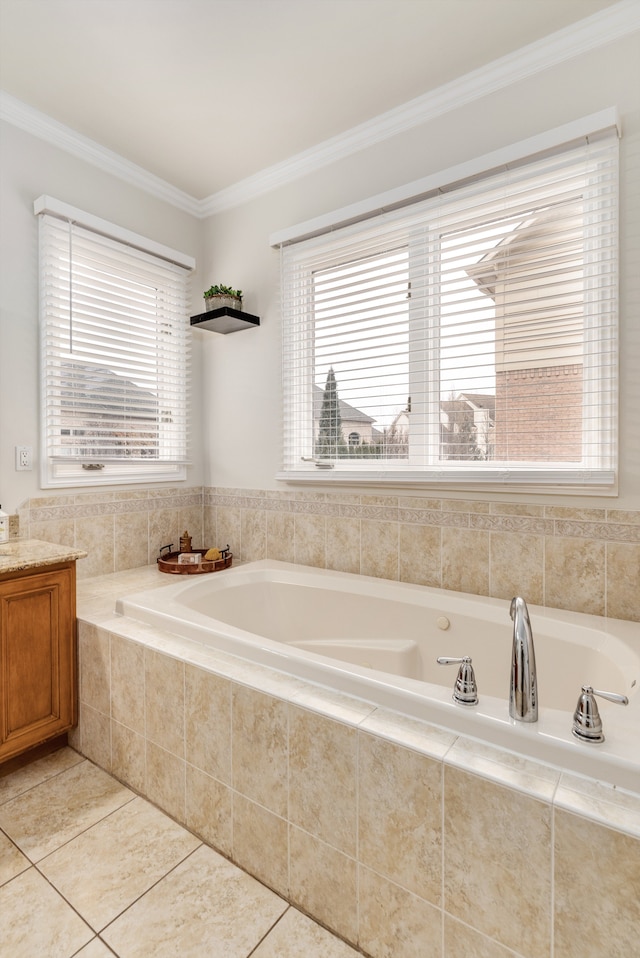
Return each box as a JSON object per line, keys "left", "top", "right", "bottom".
{"left": 0, "top": 504, "right": 8, "bottom": 543}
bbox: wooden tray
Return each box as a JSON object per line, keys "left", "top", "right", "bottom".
{"left": 157, "top": 549, "right": 232, "bottom": 575}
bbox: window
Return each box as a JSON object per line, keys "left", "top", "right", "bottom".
{"left": 278, "top": 119, "right": 618, "bottom": 490}
{"left": 36, "top": 198, "right": 194, "bottom": 487}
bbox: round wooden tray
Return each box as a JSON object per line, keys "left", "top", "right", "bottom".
{"left": 157, "top": 549, "right": 233, "bottom": 575}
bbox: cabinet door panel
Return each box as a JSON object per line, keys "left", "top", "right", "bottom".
{"left": 5, "top": 585, "right": 60, "bottom": 734}
{"left": 0, "top": 564, "right": 76, "bottom": 761}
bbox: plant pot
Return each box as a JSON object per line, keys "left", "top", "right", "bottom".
{"left": 204, "top": 294, "right": 242, "bottom": 312}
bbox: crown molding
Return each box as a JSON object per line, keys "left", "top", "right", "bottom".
{"left": 202, "top": 0, "right": 640, "bottom": 215}
{"left": 2, "top": 0, "right": 638, "bottom": 219}
{"left": 0, "top": 91, "right": 201, "bottom": 217}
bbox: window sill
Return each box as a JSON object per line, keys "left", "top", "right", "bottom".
{"left": 275, "top": 470, "right": 618, "bottom": 497}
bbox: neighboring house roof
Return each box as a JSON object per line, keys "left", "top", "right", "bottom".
{"left": 465, "top": 205, "right": 581, "bottom": 299}
{"left": 60, "top": 361, "right": 158, "bottom": 420}
{"left": 457, "top": 392, "right": 496, "bottom": 416}
{"left": 312, "top": 384, "right": 376, "bottom": 424}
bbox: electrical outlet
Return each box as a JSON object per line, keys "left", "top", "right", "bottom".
{"left": 15, "top": 445, "right": 33, "bottom": 471}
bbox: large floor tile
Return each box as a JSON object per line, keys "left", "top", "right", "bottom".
{"left": 74, "top": 940, "right": 115, "bottom": 957}
{"left": 0, "top": 760, "right": 134, "bottom": 862}
{"left": 0, "top": 747, "right": 83, "bottom": 805}
{"left": 39, "top": 796, "right": 201, "bottom": 930}
{"left": 102, "top": 843, "right": 287, "bottom": 957}
{"left": 0, "top": 866, "right": 93, "bottom": 958}
{"left": 0, "top": 830, "right": 29, "bottom": 885}
{"left": 253, "top": 907, "right": 362, "bottom": 957}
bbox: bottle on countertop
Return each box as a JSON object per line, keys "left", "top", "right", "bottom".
{"left": 0, "top": 505, "right": 9, "bottom": 543}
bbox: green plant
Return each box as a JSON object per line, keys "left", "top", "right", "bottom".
{"left": 203, "top": 284, "right": 242, "bottom": 300}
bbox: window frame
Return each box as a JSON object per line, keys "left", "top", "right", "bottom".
{"left": 275, "top": 113, "right": 619, "bottom": 494}
{"left": 36, "top": 196, "right": 195, "bottom": 489}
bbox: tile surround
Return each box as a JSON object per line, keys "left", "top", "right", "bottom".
{"left": 12, "top": 485, "right": 640, "bottom": 619}
{"left": 5, "top": 485, "right": 639, "bottom": 954}
{"left": 70, "top": 569, "right": 640, "bottom": 958}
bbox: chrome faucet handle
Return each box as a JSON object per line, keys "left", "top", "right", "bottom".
{"left": 572, "top": 685, "right": 629, "bottom": 743}
{"left": 437, "top": 656, "right": 479, "bottom": 706}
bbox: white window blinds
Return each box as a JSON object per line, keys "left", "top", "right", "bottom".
{"left": 38, "top": 203, "right": 192, "bottom": 487}
{"left": 279, "top": 123, "right": 618, "bottom": 489}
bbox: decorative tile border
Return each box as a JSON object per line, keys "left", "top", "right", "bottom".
{"left": 10, "top": 485, "right": 640, "bottom": 619}
{"left": 206, "top": 487, "right": 640, "bottom": 544}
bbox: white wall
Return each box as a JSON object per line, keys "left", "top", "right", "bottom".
{"left": 199, "top": 32, "right": 640, "bottom": 510}
{"left": 0, "top": 123, "right": 205, "bottom": 513}
{"left": 1, "top": 31, "right": 639, "bottom": 516}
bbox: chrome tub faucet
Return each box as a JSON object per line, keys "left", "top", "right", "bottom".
{"left": 509, "top": 596, "right": 538, "bottom": 723}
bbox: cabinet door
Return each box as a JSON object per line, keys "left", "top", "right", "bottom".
{"left": 0, "top": 564, "right": 76, "bottom": 761}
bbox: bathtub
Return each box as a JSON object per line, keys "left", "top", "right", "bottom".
{"left": 116, "top": 560, "right": 640, "bottom": 791}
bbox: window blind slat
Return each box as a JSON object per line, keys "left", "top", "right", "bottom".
{"left": 39, "top": 212, "right": 191, "bottom": 476}
{"left": 281, "top": 127, "right": 618, "bottom": 484}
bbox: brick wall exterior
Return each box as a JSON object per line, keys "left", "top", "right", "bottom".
{"left": 494, "top": 363, "right": 583, "bottom": 461}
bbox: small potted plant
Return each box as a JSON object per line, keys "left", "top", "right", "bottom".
{"left": 203, "top": 284, "right": 243, "bottom": 312}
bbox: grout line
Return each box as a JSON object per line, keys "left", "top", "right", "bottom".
{"left": 244, "top": 905, "right": 292, "bottom": 958}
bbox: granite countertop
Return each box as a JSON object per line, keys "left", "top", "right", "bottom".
{"left": 0, "top": 539, "right": 88, "bottom": 575}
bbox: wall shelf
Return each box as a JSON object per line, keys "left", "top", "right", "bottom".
{"left": 190, "top": 306, "right": 260, "bottom": 335}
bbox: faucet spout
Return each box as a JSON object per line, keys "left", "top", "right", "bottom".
{"left": 509, "top": 596, "right": 538, "bottom": 723}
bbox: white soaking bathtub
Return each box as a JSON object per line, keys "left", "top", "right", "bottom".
{"left": 116, "top": 560, "right": 640, "bottom": 791}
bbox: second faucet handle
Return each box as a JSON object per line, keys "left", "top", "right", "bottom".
{"left": 572, "top": 685, "right": 629, "bottom": 743}
{"left": 437, "top": 656, "right": 479, "bottom": 706}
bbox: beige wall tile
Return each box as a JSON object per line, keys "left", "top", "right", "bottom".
{"left": 78, "top": 704, "right": 112, "bottom": 772}
{"left": 76, "top": 515, "right": 115, "bottom": 578}
{"left": 325, "top": 516, "right": 360, "bottom": 575}
{"left": 232, "top": 686, "right": 288, "bottom": 816}
{"left": 179, "top": 505, "right": 204, "bottom": 548}
{"left": 442, "top": 527, "right": 490, "bottom": 595}
{"left": 489, "top": 532, "right": 543, "bottom": 604}
{"left": 185, "top": 665, "right": 231, "bottom": 783}
{"left": 545, "top": 506, "right": 606, "bottom": 521}
{"left": 111, "top": 635, "right": 145, "bottom": 735}
{"left": 289, "top": 826, "right": 357, "bottom": 945}
{"left": 289, "top": 707, "right": 357, "bottom": 857}
{"left": 444, "top": 767, "right": 551, "bottom": 958}
{"left": 358, "top": 866, "right": 442, "bottom": 958}
{"left": 241, "top": 508, "right": 267, "bottom": 562}
{"left": 266, "top": 510, "right": 296, "bottom": 563}
{"left": 361, "top": 520, "right": 399, "bottom": 580}
{"left": 399, "top": 522, "right": 441, "bottom": 587}
{"left": 294, "top": 514, "right": 327, "bottom": 568}
{"left": 203, "top": 504, "right": 217, "bottom": 548}
{"left": 145, "top": 651, "right": 185, "bottom": 758}
{"left": 545, "top": 536, "right": 605, "bottom": 616}
{"left": 78, "top": 623, "right": 110, "bottom": 715}
{"left": 29, "top": 518, "right": 75, "bottom": 547}
{"left": 444, "top": 914, "right": 518, "bottom": 958}
{"left": 111, "top": 721, "right": 146, "bottom": 794}
{"left": 233, "top": 793, "right": 288, "bottom": 898}
{"left": 185, "top": 764, "right": 232, "bottom": 858}
{"left": 358, "top": 733, "right": 442, "bottom": 904}
{"left": 145, "top": 741, "right": 185, "bottom": 822}
{"left": 216, "top": 506, "right": 242, "bottom": 558}
{"left": 554, "top": 809, "right": 640, "bottom": 958}
{"left": 606, "top": 541, "right": 640, "bottom": 621}
{"left": 148, "top": 507, "right": 181, "bottom": 559}
{"left": 115, "top": 511, "right": 149, "bottom": 572}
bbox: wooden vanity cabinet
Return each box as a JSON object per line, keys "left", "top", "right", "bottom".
{"left": 0, "top": 561, "right": 77, "bottom": 763}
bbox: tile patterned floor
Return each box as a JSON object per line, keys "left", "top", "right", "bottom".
{"left": 0, "top": 748, "right": 361, "bottom": 958}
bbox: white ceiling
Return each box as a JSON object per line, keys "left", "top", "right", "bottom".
{"left": 0, "top": 0, "right": 626, "bottom": 202}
